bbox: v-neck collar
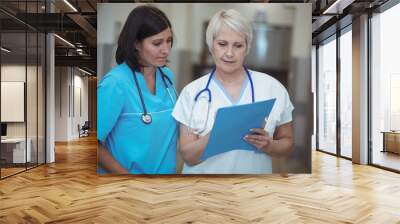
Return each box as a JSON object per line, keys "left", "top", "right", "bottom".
{"left": 211, "top": 73, "right": 249, "bottom": 105}
{"left": 135, "top": 68, "right": 160, "bottom": 97}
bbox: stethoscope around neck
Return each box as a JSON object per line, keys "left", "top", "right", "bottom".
{"left": 188, "top": 66, "right": 255, "bottom": 135}
{"left": 132, "top": 67, "right": 177, "bottom": 124}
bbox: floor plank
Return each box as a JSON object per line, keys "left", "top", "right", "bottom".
{"left": 0, "top": 135, "right": 399, "bottom": 223}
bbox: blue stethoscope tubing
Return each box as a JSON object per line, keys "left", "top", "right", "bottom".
{"left": 132, "top": 67, "right": 177, "bottom": 124}
{"left": 194, "top": 66, "right": 255, "bottom": 103}
{"left": 188, "top": 66, "right": 255, "bottom": 134}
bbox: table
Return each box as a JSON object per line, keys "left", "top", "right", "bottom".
{"left": 381, "top": 131, "right": 400, "bottom": 154}
{"left": 1, "top": 138, "right": 31, "bottom": 163}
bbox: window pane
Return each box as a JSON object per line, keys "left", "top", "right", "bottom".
{"left": 371, "top": 3, "right": 400, "bottom": 171}
{"left": 340, "top": 29, "right": 352, "bottom": 158}
{"left": 1, "top": 30, "right": 27, "bottom": 177}
{"left": 318, "top": 37, "right": 337, "bottom": 154}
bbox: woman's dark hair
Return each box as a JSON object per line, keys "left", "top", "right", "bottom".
{"left": 115, "top": 5, "right": 173, "bottom": 72}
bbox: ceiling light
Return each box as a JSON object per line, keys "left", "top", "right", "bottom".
{"left": 322, "top": 0, "right": 354, "bottom": 15}
{"left": 63, "top": 0, "right": 78, "bottom": 12}
{"left": 54, "top": 34, "right": 75, "bottom": 48}
{"left": 323, "top": 0, "right": 341, "bottom": 14}
{"left": 77, "top": 67, "right": 93, "bottom": 76}
{"left": 1, "top": 47, "right": 11, "bottom": 53}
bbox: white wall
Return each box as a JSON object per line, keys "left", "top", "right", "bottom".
{"left": 54, "top": 67, "right": 89, "bottom": 141}
{"left": 1, "top": 82, "right": 25, "bottom": 122}
{"left": 1, "top": 63, "right": 46, "bottom": 164}
{"left": 1, "top": 66, "right": 26, "bottom": 129}
{"left": 55, "top": 67, "right": 67, "bottom": 141}
{"left": 1, "top": 65, "right": 26, "bottom": 82}
{"left": 72, "top": 72, "right": 89, "bottom": 138}
{"left": 1, "top": 65, "right": 35, "bottom": 138}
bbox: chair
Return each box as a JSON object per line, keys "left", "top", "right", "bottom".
{"left": 78, "top": 121, "right": 90, "bottom": 138}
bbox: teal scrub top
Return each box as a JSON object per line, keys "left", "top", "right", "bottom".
{"left": 97, "top": 63, "right": 177, "bottom": 174}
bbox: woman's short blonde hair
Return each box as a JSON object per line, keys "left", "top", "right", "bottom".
{"left": 206, "top": 9, "right": 253, "bottom": 54}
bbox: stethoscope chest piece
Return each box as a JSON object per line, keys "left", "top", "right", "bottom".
{"left": 132, "top": 67, "right": 177, "bottom": 125}
{"left": 142, "top": 114, "right": 152, "bottom": 124}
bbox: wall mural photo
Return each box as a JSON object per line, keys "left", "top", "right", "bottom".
{"left": 97, "top": 3, "right": 312, "bottom": 175}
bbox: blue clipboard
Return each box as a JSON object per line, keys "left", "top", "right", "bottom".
{"left": 200, "top": 98, "right": 276, "bottom": 161}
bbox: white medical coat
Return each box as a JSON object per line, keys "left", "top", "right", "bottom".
{"left": 172, "top": 69, "right": 294, "bottom": 174}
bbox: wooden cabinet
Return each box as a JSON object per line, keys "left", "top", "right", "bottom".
{"left": 382, "top": 132, "right": 400, "bottom": 154}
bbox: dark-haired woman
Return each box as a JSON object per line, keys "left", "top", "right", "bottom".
{"left": 97, "top": 5, "right": 177, "bottom": 174}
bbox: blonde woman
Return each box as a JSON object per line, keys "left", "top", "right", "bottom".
{"left": 172, "top": 9, "right": 294, "bottom": 174}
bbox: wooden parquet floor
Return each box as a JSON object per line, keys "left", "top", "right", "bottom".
{"left": 1, "top": 135, "right": 400, "bottom": 223}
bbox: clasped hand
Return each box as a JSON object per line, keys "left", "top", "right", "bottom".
{"left": 243, "top": 128, "right": 272, "bottom": 151}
